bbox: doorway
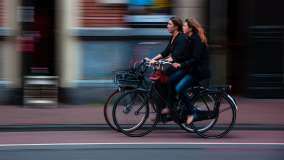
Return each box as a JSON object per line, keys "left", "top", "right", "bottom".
{"left": 20, "top": 0, "right": 56, "bottom": 76}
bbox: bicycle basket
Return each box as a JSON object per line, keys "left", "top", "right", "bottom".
{"left": 112, "top": 70, "right": 140, "bottom": 86}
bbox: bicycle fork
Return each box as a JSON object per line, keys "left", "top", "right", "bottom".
{"left": 133, "top": 83, "right": 156, "bottom": 115}
{"left": 122, "top": 83, "right": 153, "bottom": 115}
{"left": 122, "top": 90, "right": 138, "bottom": 114}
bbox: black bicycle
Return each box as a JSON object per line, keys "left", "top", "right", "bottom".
{"left": 105, "top": 60, "right": 228, "bottom": 134}
{"left": 112, "top": 60, "right": 238, "bottom": 138}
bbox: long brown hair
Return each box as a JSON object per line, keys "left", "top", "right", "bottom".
{"left": 170, "top": 17, "right": 183, "bottom": 33}
{"left": 185, "top": 19, "right": 208, "bottom": 48}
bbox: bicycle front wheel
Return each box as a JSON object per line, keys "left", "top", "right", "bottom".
{"left": 104, "top": 88, "right": 135, "bottom": 132}
{"left": 112, "top": 90, "right": 160, "bottom": 137}
{"left": 190, "top": 91, "right": 236, "bottom": 138}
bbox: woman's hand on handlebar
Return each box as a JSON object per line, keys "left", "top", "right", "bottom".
{"left": 149, "top": 59, "right": 158, "bottom": 66}
{"left": 144, "top": 57, "right": 158, "bottom": 66}
{"left": 166, "top": 57, "right": 173, "bottom": 62}
{"left": 172, "top": 62, "right": 181, "bottom": 69}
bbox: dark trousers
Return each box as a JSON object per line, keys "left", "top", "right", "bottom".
{"left": 167, "top": 70, "right": 202, "bottom": 115}
{"left": 154, "top": 66, "right": 179, "bottom": 109}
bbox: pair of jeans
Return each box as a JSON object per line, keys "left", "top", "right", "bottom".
{"left": 155, "top": 66, "right": 180, "bottom": 110}
{"left": 167, "top": 70, "right": 202, "bottom": 115}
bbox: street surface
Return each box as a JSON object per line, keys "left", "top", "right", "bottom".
{"left": 1, "top": 98, "right": 284, "bottom": 126}
{"left": 0, "top": 97, "right": 283, "bottom": 159}
{"left": 0, "top": 130, "right": 283, "bottom": 160}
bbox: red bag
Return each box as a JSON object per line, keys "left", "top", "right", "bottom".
{"left": 149, "top": 68, "right": 168, "bottom": 84}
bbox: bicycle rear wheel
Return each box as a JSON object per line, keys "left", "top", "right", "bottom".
{"left": 190, "top": 91, "right": 236, "bottom": 138}
{"left": 178, "top": 93, "right": 218, "bottom": 133}
{"left": 112, "top": 90, "right": 160, "bottom": 137}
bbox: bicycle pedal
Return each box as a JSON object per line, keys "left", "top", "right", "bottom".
{"left": 161, "top": 116, "right": 172, "bottom": 123}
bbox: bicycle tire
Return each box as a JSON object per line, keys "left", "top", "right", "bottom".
{"left": 178, "top": 93, "right": 218, "bottom": 133}
{"left": 112, "top": 89, "right": 160, "bottom": 137}
{"left": 104, "top": 87, "right": 148, "bottom": 132}
{"left": 104, "top": 87, "right": 133, "bottom": 132}
{"left": 190, "top": 90, "right": 236, "bottom": 138}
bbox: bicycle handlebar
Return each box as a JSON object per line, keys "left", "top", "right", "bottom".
{"left": 143, "top": 59, "right": 173, "bottom": 66}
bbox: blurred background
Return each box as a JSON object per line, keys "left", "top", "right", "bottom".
{"left": 0, "top": 0, "right": 283, "bottom": 106}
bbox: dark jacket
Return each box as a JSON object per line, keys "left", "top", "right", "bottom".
{"left": 160, "top": 33, "right": 187, "bottom": 76}
{"left": 172, "top": 33, "right": 211, "bottom": 79}
{"left": 160, "top": 33, "right": 187, "bottom": 60}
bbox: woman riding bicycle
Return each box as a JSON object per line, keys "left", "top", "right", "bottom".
{"left": 162, "top": 18, "right": 212, "bottom": 125}
{"left": 145, "top": 17, "right": 188, "bottom": 116}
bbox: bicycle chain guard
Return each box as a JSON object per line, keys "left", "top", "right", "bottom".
{"left": 172, "top": 109, "right": 187, "bottom": 124}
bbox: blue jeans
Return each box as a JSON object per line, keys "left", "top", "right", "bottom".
{"left": 167, "top": 70, "right": 202, "bottom": 115}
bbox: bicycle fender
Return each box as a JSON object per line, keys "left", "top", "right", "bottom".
{"left": 227, "top": 94, "right": 238, "bottom": 111}
{"left": 200, "top": 90, "right": 238, "bottom": 112}
{"left": 135, "top": 88, "right": 149, "bottom": 92}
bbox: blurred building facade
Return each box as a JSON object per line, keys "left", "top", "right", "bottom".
{"left": 0, "top": 0, "right": 283, "bottom": 105}
{"left": 226, "top": 0, "right": 284, "bottom": 98}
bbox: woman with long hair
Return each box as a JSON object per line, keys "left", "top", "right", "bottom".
{"left": 145, "top": 17, "right": 188, "bottom": 122}
{"left": 162, "top": 18, "right": 212, "bottom": 125}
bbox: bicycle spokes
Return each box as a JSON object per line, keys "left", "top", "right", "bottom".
{"left": 191, "top": 91, "right": 236, "bottom": 138}
{"left": 112, "top": 90, "right": 160, "bottom": 137}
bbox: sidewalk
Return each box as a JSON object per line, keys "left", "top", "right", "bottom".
{"left": 0, "top": 96, "right": 284, "bottom": 131}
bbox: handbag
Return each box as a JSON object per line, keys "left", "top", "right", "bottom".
{"left": 149, "top": 67, "right": 168, "bottom": 84}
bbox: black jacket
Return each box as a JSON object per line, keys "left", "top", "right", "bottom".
{"left": 160, "top": 33, "right": 187, "bottom": 60}
{"left": 160, "top": 33, "right": 188, "bottom": 76}
{"left": 172, "top": 33, "right": 211, "bottom": 79}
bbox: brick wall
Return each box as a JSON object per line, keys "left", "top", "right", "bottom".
{"left": 0, "top": 0, "right": 4, "bottom": 26}
{"left": 79, "top": 0, "right": 129, "bottom": 27}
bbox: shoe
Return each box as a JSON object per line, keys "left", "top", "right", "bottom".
{"left": 161, "top": 115, "right": 170, "bottom": 123}
{"left": 186, "top": 113, "right": 198, "bottom": 126}
{"left": 151, "top": 115, "right": 170, "bottom": 123}
{"left": 161, "top": 108, "right": 173, "bottom": 115}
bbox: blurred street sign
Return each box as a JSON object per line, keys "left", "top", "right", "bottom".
{"left": 16, "top": 35, "right": 34, "bottom": 52}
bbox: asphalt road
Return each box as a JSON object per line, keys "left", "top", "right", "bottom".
{"left": 0, "top": 130, "right": 283, "bottom": 160}
{"left": 0, "top": 143, "right": 283, "bottom": 160}
{"left": 1, "top": 130, "right": 283, "bottom": 144}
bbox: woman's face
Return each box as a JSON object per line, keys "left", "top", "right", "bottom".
{"left": 167, "top": 20, "right": 177, "bottom": 34}
{"left": 182, "top": 22, "right": 192, "bottom": 35}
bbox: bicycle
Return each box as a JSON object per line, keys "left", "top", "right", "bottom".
{"left": 112, "top": 60, "right": 238, "bottom": 138}
{"left": 104, "top": 59, "right": 226, "bottom": 133}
